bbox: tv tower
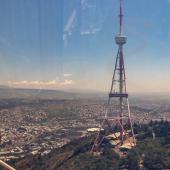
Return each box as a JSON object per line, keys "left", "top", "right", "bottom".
{"left": 91, "top": 0, "right": 136, "bottom": 152}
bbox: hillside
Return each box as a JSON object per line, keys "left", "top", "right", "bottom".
{"left": 6, "top": 121, "right": 170, "bottom": 170}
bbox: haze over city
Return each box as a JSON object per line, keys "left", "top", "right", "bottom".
{"left": 0, "top": 0, "right": 170, "bottom": 93}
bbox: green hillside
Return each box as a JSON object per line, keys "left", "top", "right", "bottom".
{"left": 7, "top": 121, "right": 170, "bottom": 170}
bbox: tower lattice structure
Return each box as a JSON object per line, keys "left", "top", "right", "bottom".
{"left": 91, "top": 0, "right": 136, "bottom": 152}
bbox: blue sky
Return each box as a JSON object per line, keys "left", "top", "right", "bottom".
{"left": 0, "top": 0, "right": 170, "bottom": 92}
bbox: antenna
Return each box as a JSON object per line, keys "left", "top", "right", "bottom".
{"left": 91, "top": 0, "right": 136, "bottom": 153}
{"left": 119, "top": 0, "right": 123, "bottom": 34}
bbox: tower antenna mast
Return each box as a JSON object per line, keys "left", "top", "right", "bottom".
{"left": 119, "top": 0, "right": 123, "bottom": 35}
{"left": 91, "top": 0, "right": 136, "bottom": 152}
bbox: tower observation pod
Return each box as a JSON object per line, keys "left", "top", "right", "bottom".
{"left": 115, "top": 35, "right": 127, "bottom": 45}
{"left": 91, "top": 0, "right": 136, "bottom": 153}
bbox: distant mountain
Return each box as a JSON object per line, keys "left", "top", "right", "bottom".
{"left": 0, "top": 85, "right": 12, "bottom": 89}
{"left": 0, "top": 86, "right": 106, "bottom": 100}
{"left": 0, "top": 86, "right": 170, "bottom": 100}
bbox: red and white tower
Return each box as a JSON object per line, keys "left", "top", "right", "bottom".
{"left": 91, "top": 0, "right": 136, "bottom": 152}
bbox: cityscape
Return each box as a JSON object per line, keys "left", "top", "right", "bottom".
{"left": 0, "top": 0, "right": 170, "bottom": 169}
{"left": 0, "top": 95, "right": 170, "bottom": 161}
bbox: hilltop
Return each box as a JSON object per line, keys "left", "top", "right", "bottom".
{"left": 7, "top": 121, "right": 170, "bottom": 170}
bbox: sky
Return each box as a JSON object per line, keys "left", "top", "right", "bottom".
{"left": 0, "top": 0, "right": 170, "bottom": 93}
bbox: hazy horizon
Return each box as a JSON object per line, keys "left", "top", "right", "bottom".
{"left": 2, "top": 84, "right": 170, "bottom": 97}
